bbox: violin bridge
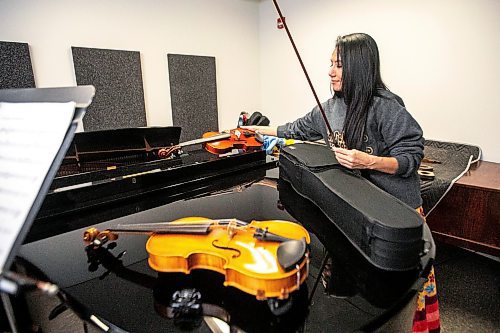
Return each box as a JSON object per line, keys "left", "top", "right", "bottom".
{"left": 226, "top": 219, "right": 238, "bottom": 239}
{"left": 233, "top": 129, "right": 241, "bottom": 140}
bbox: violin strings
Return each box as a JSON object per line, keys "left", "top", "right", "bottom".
{"left": 114, "top": 219, "right": 249, "bottom": 231}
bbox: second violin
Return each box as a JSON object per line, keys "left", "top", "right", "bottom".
{"left": 202, "top": 128, "right": 263, "bottom": 154}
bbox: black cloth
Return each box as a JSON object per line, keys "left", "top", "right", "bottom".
{"left": 420, "top": 139, "right": 481, "bottom": 215}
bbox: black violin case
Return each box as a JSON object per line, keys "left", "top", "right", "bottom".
{"left": 278, "top": 143, "right": 425, "bottom": 271}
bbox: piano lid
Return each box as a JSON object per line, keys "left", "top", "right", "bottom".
{"left": 19, "top": 173, "right": 433, "bottom": 333}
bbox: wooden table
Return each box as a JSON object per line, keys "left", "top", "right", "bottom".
{"left": 426, "top": 160, "right": 500, "bottom": 257}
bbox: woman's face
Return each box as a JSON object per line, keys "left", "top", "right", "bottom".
{"left": 329, "top": 48, "right": 343, "bottom": 92}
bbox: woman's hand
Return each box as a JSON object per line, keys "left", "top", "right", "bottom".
{"left": 333, "top": 147, "right": 376, "bottom": 169}
{"left": 333, "top": 147, "right": 399, "bottom": 174}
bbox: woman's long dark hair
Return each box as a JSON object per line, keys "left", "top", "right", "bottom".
{"left": 335, "top": 33, "right": 386, "bottom": 150}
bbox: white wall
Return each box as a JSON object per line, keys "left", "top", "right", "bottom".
{"left": 259, "top": 0, "right": 500, "bottom": 162}
{"left": 0, "top": 0, "right": 262, "bottom": 131}
{"left": 1, "top": 0, "right": 499, "bottom": 162}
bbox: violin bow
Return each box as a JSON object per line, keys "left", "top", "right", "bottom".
{"left": 271, "top": 0, "right": 337, "bottom": 150}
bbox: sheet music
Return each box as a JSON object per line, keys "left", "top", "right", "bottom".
{"left": 0, "top": 102, "right": 76, "bottom": 272}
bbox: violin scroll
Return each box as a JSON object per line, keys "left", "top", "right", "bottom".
{"left": 157, "top": 145, "right": 181, "bottom": 159}
{"left": 84, "top": 227, "right": 118, "bottom": 248}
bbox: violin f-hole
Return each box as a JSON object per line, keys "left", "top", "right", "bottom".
{"left": 211, "top": 240, "right": 241, "bottom": 258}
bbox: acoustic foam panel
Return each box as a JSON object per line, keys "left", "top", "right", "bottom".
{"left": 72, "top": 47, "right": 147, "bottom": 131}
{"left": 168, "top": 54, "right": 218, "bottom": 143}
{"left": 0, "top": 41, "right": 35, "bottom": 89}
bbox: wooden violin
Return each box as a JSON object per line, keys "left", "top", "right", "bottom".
{"left": 63, "top": 132, "right": 232, "bottom": 163}
{"left": 84, "top": 217, "right": 310, "bottom": 300}
{"left": 64, "top": 127, "right": 262, "bottom": 165}
{"left": 202, "top": 128, "right": 263, "bottom": 154}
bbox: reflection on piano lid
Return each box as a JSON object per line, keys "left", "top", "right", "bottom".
{"left": 29, "top": 166, "right": 272, "bottom": 243}
{"left": 55, "top": 126, "right": 182, "bottom": 183}
{"left": 42, "top": 242, "right": 309, "bottom": 332}
{"left": 57, "top": 126, "right": 238, "bottom": 183}
{"left": 19, "top": 172, "right": 432, "bottom": 332}
{"left": 33, "top": 126, "right": 272, "bottom": 221}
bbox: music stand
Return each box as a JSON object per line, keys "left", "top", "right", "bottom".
{"left": 0, "top": 86, "right": 95, "bottom": 332}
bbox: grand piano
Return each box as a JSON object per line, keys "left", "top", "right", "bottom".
{"left": 2, "top": 87, "right": 435, "bottom": 333}
{"left": 30, "top": 126, "right": 269, "bottom": 241}
{"left": 6, "top": 128, "right": 435, "bottom": 333}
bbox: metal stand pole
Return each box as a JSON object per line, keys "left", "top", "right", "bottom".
{"left": 1, "top": 292, "right": 18, "bottom": 333}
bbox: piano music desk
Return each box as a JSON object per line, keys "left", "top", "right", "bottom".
{"left": 426, "top": 161, "right": 500, "bottom": 257}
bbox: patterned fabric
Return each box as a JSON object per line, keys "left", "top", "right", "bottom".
{"left": 413, "top": 207, "right": 441, "bottom": 333}
{"left": 413, "top": 266, "right": 440, "bottom": 333}
{"left": 420, "top": 140, "right": 481, "bottom": 215}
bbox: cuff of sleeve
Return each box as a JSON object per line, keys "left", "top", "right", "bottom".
{"left": 394, "top": 155, "right": 410, "bottom": 176}
{"left": 276, "top": 125, "right": 287, "bottom": 138}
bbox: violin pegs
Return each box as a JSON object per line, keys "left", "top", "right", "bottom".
{"left": 83, "top": 228, "right": 118, "bottom": 249}
{"left": 83, "top": 227, "right": 99, "bottom": 243}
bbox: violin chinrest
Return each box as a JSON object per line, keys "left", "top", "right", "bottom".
{"left": 277, "top": 238, "right": 307, "bottom": 272}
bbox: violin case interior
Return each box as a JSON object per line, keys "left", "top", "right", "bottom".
{"left": 278, "top": 143, "right": 425, "bottom": 271}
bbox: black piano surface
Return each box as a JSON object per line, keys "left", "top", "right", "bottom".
{"left": 36, "top": 126, "right": 268, "bottom": 222}
{"left": 15, "top": 157, "right": 435, "bottom": 333}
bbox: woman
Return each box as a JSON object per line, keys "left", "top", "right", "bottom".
{"left": 246, "top": 33, "right": 440, "bottom": 333}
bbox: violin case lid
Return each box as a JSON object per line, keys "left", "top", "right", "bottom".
{"left": 279, "top": 143, "right": 425, "bottom": 271}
